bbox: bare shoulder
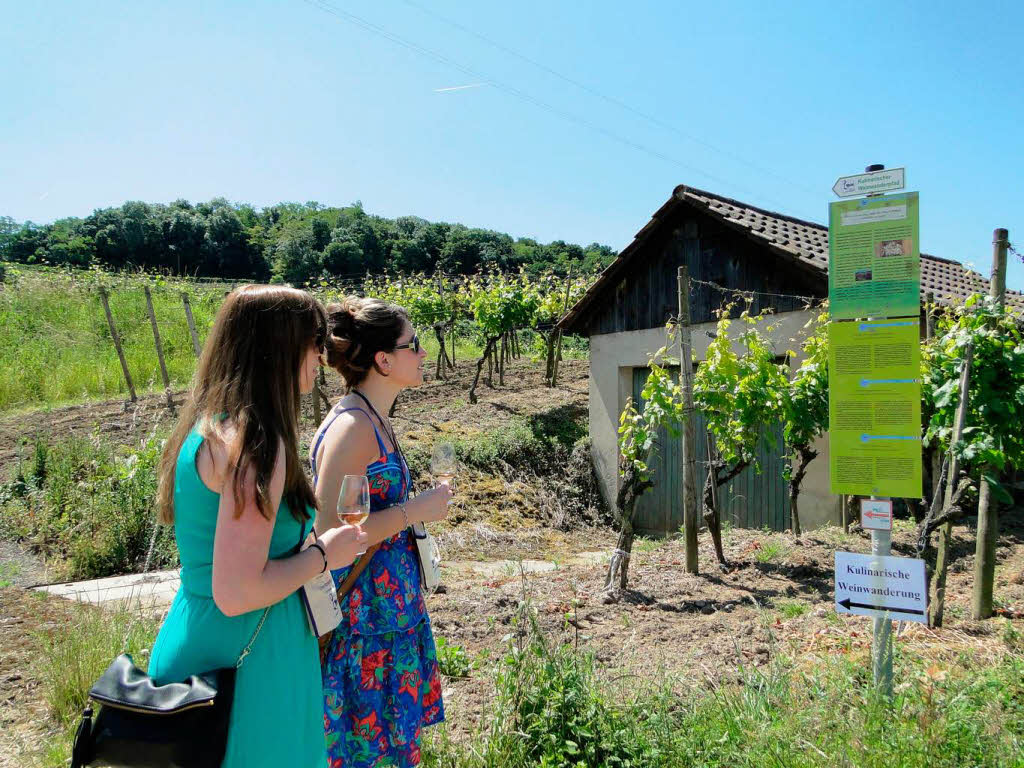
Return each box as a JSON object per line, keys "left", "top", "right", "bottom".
{"left": 319, "top": 402, "right": 380, "bottom": 464}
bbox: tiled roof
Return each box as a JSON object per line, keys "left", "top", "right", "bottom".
{"left": 559, "top": 184, "right": 1021, "bottom": 330}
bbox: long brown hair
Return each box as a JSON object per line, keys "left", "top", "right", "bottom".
{"left": 324, "top": 296, "right": 408, "bottom": 389}
{"left": 157, "top": 285, "right": 326, "bottom": 525}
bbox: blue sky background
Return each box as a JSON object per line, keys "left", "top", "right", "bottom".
{"left": 2, "top": 0, "right": 1022, "bottom": 288}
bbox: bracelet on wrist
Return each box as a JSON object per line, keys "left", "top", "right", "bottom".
{"left": 310, "top": 540, "right": 328, "bottom": 573}
{"left": 399, "top": 503, "right": 411, "bottom": 530}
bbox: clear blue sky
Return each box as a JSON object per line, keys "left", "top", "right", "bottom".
{"left": 2, "top": 0, "right": 1022, "bottom": 288}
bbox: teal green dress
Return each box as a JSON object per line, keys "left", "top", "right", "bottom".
{"left": 149, "top": 426, "right": 325, "bottom": 768}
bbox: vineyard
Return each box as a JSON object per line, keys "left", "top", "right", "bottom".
{"left": 0, "top": 265, "right": 593, "bottom": 413}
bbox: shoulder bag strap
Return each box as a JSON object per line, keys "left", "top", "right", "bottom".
{"left": 236, "top": 515, "right": 310, "bottom": 669}
{"left": 235, "top": 605, "right": 271, "bottom": 669}
{"left": 336, "top": 543, "right": 382, "bottom": 601}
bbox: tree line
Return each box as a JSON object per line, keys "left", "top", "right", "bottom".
{"left": 0, "top": 199, "right": 616, "bottom": 283}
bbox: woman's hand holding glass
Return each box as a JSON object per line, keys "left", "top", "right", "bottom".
{"left": 411, "top": 483, "right": 454, "bottom": 524}
{"left": 318, "top": 524, "right": 368, "bottom": 570}
{"left": 338, "top": 475, "right": 370, "bottom": 555}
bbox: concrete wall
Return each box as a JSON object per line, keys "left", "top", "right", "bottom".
{"left": 589, "top": 309, "right": 841, "bottom": 531}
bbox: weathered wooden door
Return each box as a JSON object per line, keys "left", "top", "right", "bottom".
{"left": 631, "top": 367, "right": 790, "bottom": 535}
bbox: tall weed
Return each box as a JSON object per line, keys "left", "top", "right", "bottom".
{"left": 0, "top": 434, "right": 176, "bottom": 579}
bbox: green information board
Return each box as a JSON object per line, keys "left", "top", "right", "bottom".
{"left": 828, "top": 192, "right": 920, "bottom": 320}
{"left": 828, "top": 319, "right": 922, "bottom": 498}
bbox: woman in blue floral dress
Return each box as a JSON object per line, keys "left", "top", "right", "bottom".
{"left": 310, "top": 296, "right": 452, "bottom": 767}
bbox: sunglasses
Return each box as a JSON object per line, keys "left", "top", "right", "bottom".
{"left": 394, "top": 334, "right": 420, "bottom": 354}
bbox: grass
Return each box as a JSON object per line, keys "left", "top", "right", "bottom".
{"left": 0, "top": 267, "right": 225, "bottom": 412}
{"left": 755, "top": 538, "right": 791, "bottom": 563}
{"left": 632, "top": 536, "right": 662, "bottom": 554}
{"left": 31, "top": 600, "right": 161, "bottom": 768}
{"left": 0, "top": 432, "right": 177, "bottom": 580}
{"left": 0, "top": 560, "right": 21, "bottom": 587}
{"left": 405, "top": 408, "right": 588, "bottom": 480}
{"left": 0, "top": 266, "right": 583, "bottom": 413}
{"left": 776, "top": 599, "right": 810, "bottom": 619}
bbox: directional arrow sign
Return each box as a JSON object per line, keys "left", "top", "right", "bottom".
{"left": 838, "top": 598, "right": 924, "bottom": 616}
{"left": 860, "top": 498, "right": 893, "bottom": 530}
{"left": 834, "top": 551, "right": 927, "bottom": 623}
{"left": 832, "top": 167, "right": 905, "bottom": 197}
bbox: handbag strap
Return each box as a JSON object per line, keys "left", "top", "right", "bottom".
{"left": 235, "top": 605, "right": 271, "bottom": 669}
{"left": 336, "top": 543, "right": 382, "bottom": 601}
{"left": 236, "top": 517, "right": 309, "bottom": 669}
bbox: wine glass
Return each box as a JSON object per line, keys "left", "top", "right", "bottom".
{"left": 430, "top": 442, "right": 457, "bottom": 488}
{"left": 338, "top": 475, "right": 370, "bottom": 553}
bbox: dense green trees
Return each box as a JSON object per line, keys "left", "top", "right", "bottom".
{"left": 1, "top": 199, "right": 615, "bottom": 282}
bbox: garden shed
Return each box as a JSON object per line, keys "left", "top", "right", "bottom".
{"left": 558, "top": 184, "right": 1023, "bottom": 535}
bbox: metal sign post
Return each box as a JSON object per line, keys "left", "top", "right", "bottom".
{"left": 869, "top": 498, "right": 893, "bottom": 696}
{"left": 828, "top": 163, "right": 924, "bottom": 698}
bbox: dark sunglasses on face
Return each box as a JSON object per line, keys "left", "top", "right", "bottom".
{"left": 394, "top": 334, "right": 420, "bottom": 354}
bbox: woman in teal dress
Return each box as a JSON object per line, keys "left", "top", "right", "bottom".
{"left": 148, "top": 285, "right": 368, "bottom": 768}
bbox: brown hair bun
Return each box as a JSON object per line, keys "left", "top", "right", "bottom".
{"left": 324, "top": 296, "right": 409, "bottom": 388}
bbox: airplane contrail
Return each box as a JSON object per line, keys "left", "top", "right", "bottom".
{"left": 433, "top": 83, "right": 486, "bottom": 93}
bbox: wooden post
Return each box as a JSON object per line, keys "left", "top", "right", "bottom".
{"left": 144, "top": 285, "right": 175, "bottom": 410}
{"left": 678, "top": 266, "right": 698, "bottom": 574}
{"left": 499, "top": 334, "right": 506, "bottom": 386}
{"left": 450, "top": 314, "right": 456, "bottom": 367}
{"left": 181, "top": 292, "right": 201, "bottom": 357}
{"left": 450, "top": 285, "right": 457, "bottom": 368}
{"left": 972, "top": 228, "right": 1009, "bottom": 620}
{"left": 98, "top": 286, "right": 137, "bottom": 403}
{"left": 551, "top": 264, "right": 574, "bottom": 387}
{"left": 990, "top": 228, "right": 1008, "bottom": 312}
{"left": 930, "top": 342, "right": 972, "bottom": 627}
{"left": 436, "top": 277, "right": 447, "bottom": 380}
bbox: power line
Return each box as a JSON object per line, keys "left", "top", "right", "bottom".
{"left": 398, "top": 0, "right": 818, "bottom": 199}
{"left": 299, "top": 0, "right": 810, "bottom": 216}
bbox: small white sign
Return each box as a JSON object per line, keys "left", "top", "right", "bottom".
{"left": 860, "top": 499, "right": 892, "bottom": 531}
{"left": 834, "top": 551, "right": 927, "bottom": 624}
{"left": 832, "top": 168, "right": 906, "bottom": 198}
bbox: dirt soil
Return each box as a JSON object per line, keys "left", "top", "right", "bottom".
{"left": 0, "top": 588, "right": 73, "bottom": 767}
{"left": 429, "top": 518, "right": 1024, "bottom": 740}
{"left": 0, "top": 358, "right": 590, "bottom": 480}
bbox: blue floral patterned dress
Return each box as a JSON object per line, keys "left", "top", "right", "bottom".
{"left": 312, "top": 406, "right": 445, "bottom": 768}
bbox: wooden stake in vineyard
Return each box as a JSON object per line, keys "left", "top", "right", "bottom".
{"left": 98, "top": 286, "right": 137, "bottom": 403}
{"left": 677, "top": 266, "right": 698, "bottom": 574}
{"left": 929, "top": 343, "right": 972, "bottom": 627}
{"left": 144, "top": 285, "right": 175, "bottom": 411}
{"left": 181, "top": 292, "right": 201, "bottom": 357}
{"left": 550, "top": 264, "right": 574, "bottom": 388}
{"left": 973, "top": 228, "right": 1009, "bottom": 620}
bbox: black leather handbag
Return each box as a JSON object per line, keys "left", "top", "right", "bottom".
{"left": 70, "top": 605, "right": 270, "bottom": 768}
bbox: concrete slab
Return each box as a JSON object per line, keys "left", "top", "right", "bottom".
{"left": 34, "top": 569, "right": 180, "bottom": 610}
